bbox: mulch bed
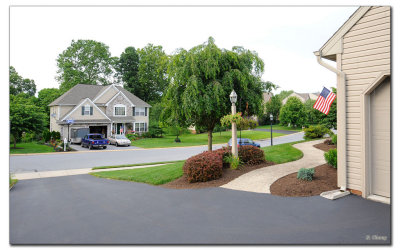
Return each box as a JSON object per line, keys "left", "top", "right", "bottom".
{"left": 313, "top": 142, "right": 336, "bottom": 152}
{"left": 161, "top": 161, "right": 275, "bottom": 189}
{"left": 270, "top": 164, "right": 338, "bottom": 197}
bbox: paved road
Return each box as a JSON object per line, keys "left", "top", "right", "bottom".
{"left": 10, "top": 174, "right": 391, "bottom": 244}
{"left": 69, "top": 143, "right": 140, "bottom": 152}
{"left": 10, "top": 132, "right": 304, "bottom": 173}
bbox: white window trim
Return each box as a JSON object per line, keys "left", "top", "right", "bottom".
{"left": 134, "top": 122, "right": 147, "bottom": 132}
{"left": 135, "top": 107, "right": 146, "bottom": 116}
{"left": 114, "top": 104, "right": 127, "bottom": 116}
{"left": 83, "top": 105, "right": 91, "bottom": 116}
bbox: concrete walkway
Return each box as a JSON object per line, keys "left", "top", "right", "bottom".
{"left": 221, "top": 139, "right": 326, "bottom": 194}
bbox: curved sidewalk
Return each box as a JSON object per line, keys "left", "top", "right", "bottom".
{"left": 220, "top": 139, "right": 326, "bottom": 194}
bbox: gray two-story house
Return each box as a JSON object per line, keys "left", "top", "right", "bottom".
{"left": 49, "top": 84, "right": 151, "bottom": 139}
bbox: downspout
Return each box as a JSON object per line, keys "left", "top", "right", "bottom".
{"left": 314, "top": 51, "right": 347, "bottom": 191}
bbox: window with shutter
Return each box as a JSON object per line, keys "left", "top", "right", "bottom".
{"left": 132, "top": 107, "right": 135, "bottom": 116}
{"left": 83, "top": 105, "right": 91, "bottom": 115}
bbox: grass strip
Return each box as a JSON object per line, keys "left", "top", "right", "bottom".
{"left": 92, "top": 160, "right": 184, "bottom": 170}
{"left": 91, "top": 161, "right": 185, "bottom": 185}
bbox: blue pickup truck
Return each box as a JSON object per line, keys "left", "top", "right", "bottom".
{"left": 81, "top": 133, "right": 109, "bottom": 150}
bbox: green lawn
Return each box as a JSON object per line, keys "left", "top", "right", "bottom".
{"left": 10, "top": 142, "right": 55, "bottom": 154}
{"left": 262, "top": 142, "right": 303, "bottom": 164}
{"left": 91, "top": 161, "right": 185, "bottom": 185}
{"left": 257, "top": 124, "right": 303, "bottom": 131}
{"left": 10, "top": 177, "right": 18, "bottom": 188}
{"left": 131, "top": 130, "right": 284, "bottom": 148}
{"left": 92, "top": 141, "right": 306, "bottom": 185}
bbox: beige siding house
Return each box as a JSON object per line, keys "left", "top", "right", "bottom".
{"left": 49, "top": 84, "right": 151, "bottom": 140}
{"left": 315, "top": 6, "right": 390, "bottom": 203}
{"left": 281, "top": 92, "right": 319, "bottom": 105}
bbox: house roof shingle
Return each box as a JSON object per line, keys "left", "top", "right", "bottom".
{"left": 49, "top": 84, "right": 151, "bottom": 107}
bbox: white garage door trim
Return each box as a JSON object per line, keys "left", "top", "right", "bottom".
{"left": 360, "top": 71, "right": 391, "bottom": 203}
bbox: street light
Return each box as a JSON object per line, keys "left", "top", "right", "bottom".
{"left": 230, "top": 90, "right": 238, "bottom": 157}
{"left": 270, "top": 114, "right": 273, "bottom": 146}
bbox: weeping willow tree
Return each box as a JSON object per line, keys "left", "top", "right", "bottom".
{"left": 162, "top": 37, "right": 265, "bottom": 151}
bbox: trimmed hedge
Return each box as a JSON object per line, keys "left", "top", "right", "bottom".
{"left": 215, "top": 145, "right": 266, "bottom": 166}
{"left": 324, "top": 149, "right": 337, "bottom": 168}
{"left": 304, "top": 125, "right": 330, "bottom": 139}
{"left": 183, "top": 151, "right": 223, "bottom": 183}
{"left": 238, "top": 145, "right": 266, "bottom": 165}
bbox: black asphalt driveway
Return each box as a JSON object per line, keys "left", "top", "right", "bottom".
{"left": 10, "top": 175, "right": 391, "bottom": 244}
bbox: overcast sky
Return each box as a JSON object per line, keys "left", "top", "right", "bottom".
{"left": 10, "top": 6, "right": 358, "bottom": 94}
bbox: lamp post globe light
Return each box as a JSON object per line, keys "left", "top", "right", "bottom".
{"left": 230, "top": 90, "right": 238, "bottom": 157}
{"left": 270, "top": 114, "right": 273, "bottom": 146}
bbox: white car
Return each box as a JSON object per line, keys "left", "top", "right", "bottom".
{"left": 109, "top": 134, "right": 131, "bottom": 147}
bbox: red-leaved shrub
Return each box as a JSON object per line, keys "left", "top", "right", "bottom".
{"left": 183, "top": 151, "right": 223, "bottom": 183}
{"left": 213, "top": 147, "right": 232, "bottom": 168}
{"left": 238, "top": 145, "right": 266, "bottom": 165}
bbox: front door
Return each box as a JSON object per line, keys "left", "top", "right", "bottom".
{"left": 113, "top": 123, "right": 125, "bottom": 134}
{"left": 370, "top": 77, "right": 390, "bottom": 198}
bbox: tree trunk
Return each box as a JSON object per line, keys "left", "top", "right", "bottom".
{"left": 208, "top": 130, "right": 213, "bottom": 151}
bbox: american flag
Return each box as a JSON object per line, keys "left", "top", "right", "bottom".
{"left": 313, "top": 87, "right": 336, "bottom": 115}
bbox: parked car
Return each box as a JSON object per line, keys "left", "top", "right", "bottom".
{"left": 81, "top": 133, "right": 109, "bottom": 150}
{"left": 228, "top": 138, "right": 260, "bottom": 148}
{"left": 109, "top": 134, "right": 131, "bottom": 147}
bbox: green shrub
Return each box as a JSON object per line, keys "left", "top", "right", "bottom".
{"left": 238, "top": 145, "right": 266, "bottom": 165}
{"left": 21, "top": 132, "right": 35, "bottom": 143}
{"left": 331, "top": 134, "right": 337, "bottom": 145}
{"left": 183, "top": 151, "right": 223, "bottom": 183}
{"left": 297, "top": 168, "right": 315, "bottom": 181}
{"left": 50, "top": 131, "right": 61, "bottom": 140}
{"left": 43, "top": 129, "right": 51, "bottom": 142}
{"left": 324, "top": 149, "right": 337, "bottom": 168}
{"left": 304, "top": 125, "right": 330, "bottom": 139}
{"left": 224, "top": 155, "right": 242, "bottom": 170}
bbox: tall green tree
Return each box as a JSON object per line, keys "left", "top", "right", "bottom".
{"left": 10, "top": 94, "right": 46, "bottom": 148}
{"left": 279, "top": 96, "right": 306, "bottom": 127}
{"left": 137, "top": 44, "right": 169, "bottom": 103}
{"left": 117, "top": 44, "right": 169, "bottom": 103}
{"left": 9, "top": 66, "right": 36, "bottom": 96}
{"left": 264, "top": 95, "right": 282, "bottom": 123}
{"left": 56, "top": 39, "right": 118, "bottom": 92}
{"left": 262, "top": 81, "right": 279, "bottom": 93}
{"left": 117, "top": 46, "right": 140, "bottom": 95}
{"left": 36, "top": 88, "right": 62, "bottom": 127}
{"left": 162, "top": 37, "right": 265, "bottom": 151}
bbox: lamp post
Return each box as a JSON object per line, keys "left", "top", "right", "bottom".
{"left": 270, "top": 114, "right": 273, "bottom": 146}
{"left": 230, "top": 90, "right": 238, "bottom": 157}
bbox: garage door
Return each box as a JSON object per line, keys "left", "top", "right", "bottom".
{"left": 370, "top": 77, "right": 391, "bottom": 198}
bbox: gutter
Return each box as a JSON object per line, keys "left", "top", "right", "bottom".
{"left": 314, "top": 51, "right": 347, "bottom": 191}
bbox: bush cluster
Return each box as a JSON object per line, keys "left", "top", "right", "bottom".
{"left": 214, "top": 147, "right": 232, "bottom": 168}
{"left": 183, "top": 151, "right": 223, "bottom": 183}
{"left": 304, "top": 125, "right": 330, "bottom": 139}
{"left": 238, "top": 145, "right": 266, "bottom": 165}
{"left": 297, "top": 168, "right": 315, "bottom": 181}
{"left": 183, "top": 145, "right": 266, "bottom": 183}
{"left": 324, "top": 149, "right": 337, "bottom": 168}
